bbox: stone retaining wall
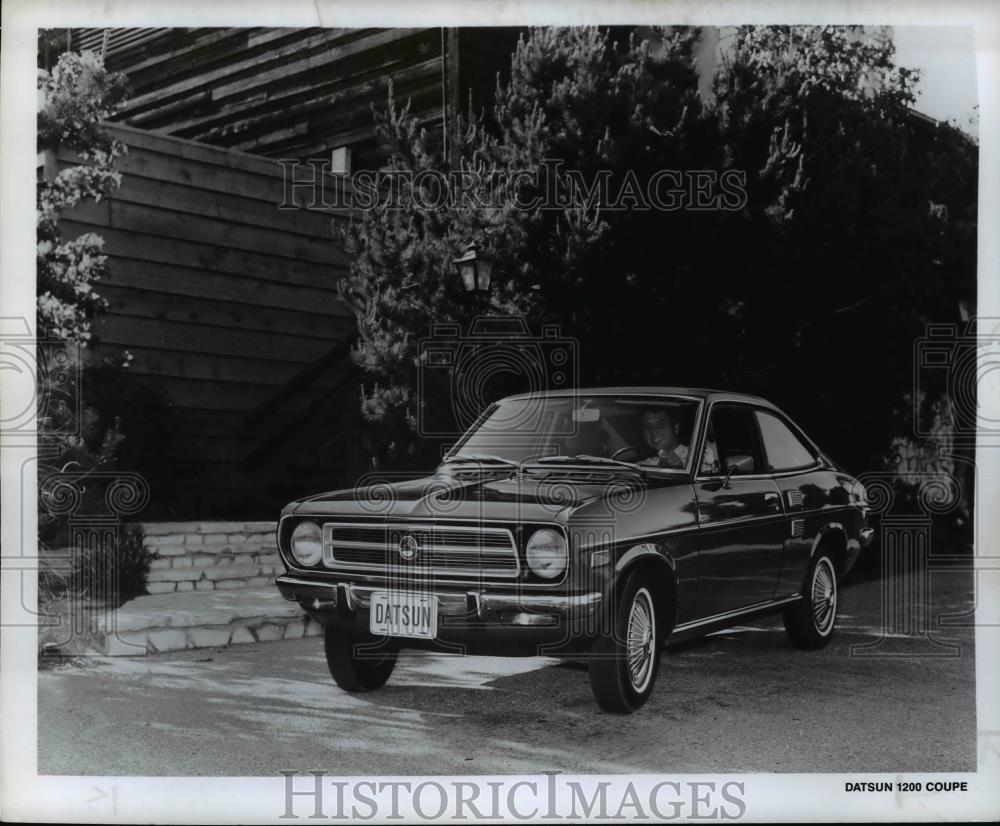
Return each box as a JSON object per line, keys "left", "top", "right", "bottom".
{"left": 140, "top": 521, "right": 282, "bottom": 594}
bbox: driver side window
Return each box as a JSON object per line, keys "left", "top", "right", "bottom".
{"left": 703, "top": 405, "right": 765, "bottom": 477}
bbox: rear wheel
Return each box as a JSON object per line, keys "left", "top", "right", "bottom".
{"left": 783, "top": 553, "right": 838, "bottom": 650}
{"left": 588, "top": 572, "right": 662, "bottom": 713}
{"left": 324, "top": 628, "right": 398, "bottom": 692}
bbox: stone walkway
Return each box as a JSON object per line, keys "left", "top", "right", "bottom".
{"left": 97, "top": 587, "right": 319, "bottom": 656}
{"left": 40, "top": 521, "right": 318, "bottom": 658}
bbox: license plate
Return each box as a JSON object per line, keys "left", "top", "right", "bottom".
{"left": 369, "top": 592, "right": 438, "bottom": 639}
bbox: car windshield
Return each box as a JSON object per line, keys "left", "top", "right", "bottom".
{"left": 445, "top": 394, "right": 703, "bottom": 473}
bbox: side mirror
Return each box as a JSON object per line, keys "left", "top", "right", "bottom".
{"left": 721, "top": 454, "right": 754, "bottom": 489}
{"left": 724, "top": 454, "right": 754, "bottom": 475}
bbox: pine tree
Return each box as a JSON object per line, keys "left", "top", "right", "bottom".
{"left": 343, "top": 27, "right": 705, "bottom": 466}
{"left": 342, "top": 25, "right": 976, "bottom": 487}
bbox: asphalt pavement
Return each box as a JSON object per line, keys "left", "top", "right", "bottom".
{"left": 37, "top": 566, "right": 977, "bottom": 776}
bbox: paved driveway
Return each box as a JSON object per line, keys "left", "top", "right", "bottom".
{"left": 38, "top": 567, "right": 976, "bottom": 776}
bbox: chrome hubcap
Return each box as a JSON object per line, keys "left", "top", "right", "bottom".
{"left": 626, "top": 588, "right": 656, "bottom": 692}
{"left": 811, "top": 558, "right": 837, "bottom": 635}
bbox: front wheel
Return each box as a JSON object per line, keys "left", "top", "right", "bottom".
{"left": 783, "top": 553, "right": 838, "bottom": 650}
{"left": 324, "top": 628, "right": 398, "bottom": 692}
{"left": 588, "top": 572, "right": 662, "bottom": 713}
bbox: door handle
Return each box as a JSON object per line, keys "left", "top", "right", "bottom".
{"left": 763, "top": 491, "right": 781, "bottom": 511}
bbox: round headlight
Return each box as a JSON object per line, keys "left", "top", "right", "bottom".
{"left": 289, "top": 521, "right": 323, "bottom": 567}
{"left": 526, "top": 529, "right": 568, "bottom": 580}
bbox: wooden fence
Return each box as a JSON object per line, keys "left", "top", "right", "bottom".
{"left": 53, "top": 123, "right": 362, "bottom": 516}
{"left": 65, "top": 27, "right": 523, "bottom": 167}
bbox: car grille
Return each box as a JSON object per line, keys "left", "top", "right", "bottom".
{"left": 322, "top": 522, "right": 520, "bottom": 579}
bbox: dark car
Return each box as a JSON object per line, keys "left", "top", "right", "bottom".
{"left": 275, "top": 388, "right": 873, "bottom": 713}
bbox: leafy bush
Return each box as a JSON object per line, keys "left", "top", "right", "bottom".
{"left": 38, "top": 50, "right": 129, "bottom": 345}
{"left": 75, "top": 526, "right": 151, "bottom": 606}
{"left": 35, "top": 51, "right": 155, "bottom": 603}
{"left": 39, "top": 526, "right": 150, "bottom": 608}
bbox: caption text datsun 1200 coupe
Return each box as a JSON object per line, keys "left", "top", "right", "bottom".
{"left": 275, "top": 389, "right": 873, "bottom": 713}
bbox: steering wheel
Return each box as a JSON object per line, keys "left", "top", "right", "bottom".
{"left": 610, "top": 445, "right": 642, "bottom": 462}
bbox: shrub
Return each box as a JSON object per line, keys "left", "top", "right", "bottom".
{"left": 39, "top": 526, "right": 149, "bottom": 609}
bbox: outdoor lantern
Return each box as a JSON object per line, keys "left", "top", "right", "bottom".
{"left": 452, "top": 243, "right": 493, "bottom": 295}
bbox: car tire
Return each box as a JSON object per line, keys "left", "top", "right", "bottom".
{"left": 783, "top": 552, "right": 838, "bottom": 650}
{"left": 588, "top": 571, "right": 662, "bottom": 714}
{"left": 324, "top": 628, "right": 398, "bottom": 692}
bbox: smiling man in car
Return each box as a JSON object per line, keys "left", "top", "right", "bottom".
{"left": 638, "top": 408, "right": 719, "bottom": 471}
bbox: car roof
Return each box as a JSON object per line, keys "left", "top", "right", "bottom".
{"left": 499, "top": 387, "right": 779, "bottom": 409}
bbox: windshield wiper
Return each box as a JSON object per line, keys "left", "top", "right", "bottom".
{"left": 442, "top": 453, "right": 521, "bottom": 469}
{"left": 529, "top": 455, "right": 647, "bottom": 474}
{"left": 443, "top": 453, "right": 648, "bottom": 475}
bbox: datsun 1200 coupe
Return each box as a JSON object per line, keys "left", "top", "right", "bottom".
{"left": 275, "top": 389, "right": 873, "bottom": 713}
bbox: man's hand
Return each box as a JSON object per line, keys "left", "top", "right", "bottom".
{"left": 657, "top": 449, "right": 684, "bottom": 469}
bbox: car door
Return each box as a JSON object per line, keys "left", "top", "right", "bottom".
{"left": 694, "top": 403, "right": 785, "bottom": 618}
{"left": 753, "top": 408, "right": 827, "bottom": 598}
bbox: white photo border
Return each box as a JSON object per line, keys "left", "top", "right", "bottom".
{"left": 2, "top": 0, "right": 998, "bottom": 822}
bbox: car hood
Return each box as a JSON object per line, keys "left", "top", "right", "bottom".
{"left": 289, "top": 470, "right": 680, "bottom": 524}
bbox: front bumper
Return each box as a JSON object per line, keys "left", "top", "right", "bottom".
{"left": 276, "top": 574, "right": 604, "bottom": 655}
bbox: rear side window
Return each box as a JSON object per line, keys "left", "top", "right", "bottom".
{"left": 755, "top": 411, "right": 816, "bottom": 472}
